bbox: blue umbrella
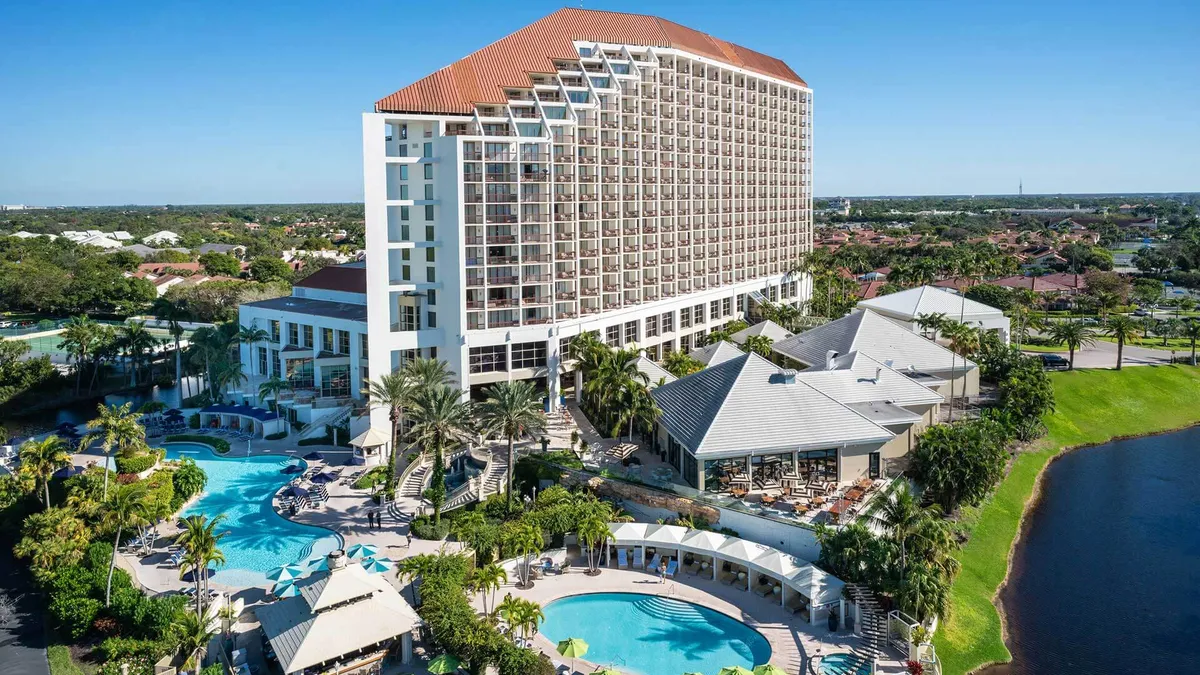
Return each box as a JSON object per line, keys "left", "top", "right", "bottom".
{"left": 360, "top": 557, "right": 395, "bottom": 574}
{"left": 345, "top": 543, "right": 378, "bottom": 560}
{"left": 310, "top": 471, "right": 337, "bottom": 485}
{"left": 52, "top": 465, "right": 79, "bottom": 479}
{"left": 266, "top": 564, "right": 306, "bottom": 582}
{"left": 302, "top": 451, "right": 325, "bottom": 461}
{"left": 272, "top": 580, "right": 301, "bottom": 598}
{"left": 280, "top": 485, "right": 309, "bottom": 499}
{"left": 281, "top": 464, "right": 304, "bottom": 475}
{"left": 344, "top": 456, "right": 366, "bottom": 466}
{"left": 165, "top": 408, "right": 182, "bottom": 415}
{"left": 307, "top": 556, "right": 332, "bottom": 572}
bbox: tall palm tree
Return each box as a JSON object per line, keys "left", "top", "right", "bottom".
{"left": 59, "top": 315, "right": 99, "bottom": 396}
{"left": 512, "top": 598, "right": 545, "bottom": 641}
{"left": 472, "top": 562, "right": 507, "bottom": 616}
{"left": 177, "top": 515, "right": 229, "bottom": 620}
{"left": 871, "top": 481, "right": 937, "bottom": 577}
{"left": 502, "top": 521, "right": 544, "bottom": 588}
{"left": 940, "top": 320, "right": 980, "bottom": 421}
{"left": 1047, "top": 321, "right": 1098, "bottom": 371}
{"left": 118, "top": 320, "right": 158, "bottom": 387}
{"left": 478, "top": 380, "right": 547, "bottom": 508}
{"left": 258, "top": 376, "right": 291, "bottom": 408}
{"left": 1181, "top": 320, "right": 1200, "bottom": 366}
{"left": 18, "top": 436, "right": 71, "bottom": 509}
{"left": 211, "top": 359, "right": 248, "bottom": 399}
{"left": 236, "top": 325, "right": 270, "bottom": 376}
{"left": 578, "top": 515, "right": 611, "bottom": 574}
{"left": 82, "top": 402, "right": 146, "bottom": 501}
{"left": 363, "top": 371, "right": 417, "bottom": 494}
{"left": 171, "top": 611, "right": 217, "bottom": 670}
{"left": 496, "top": 593, "right": 522, "bottom": 636}
{"left": 741, "top": 334, "right": 774, "bottom": 358}
{"left": 406, "top": 357, "right": 458, "bottom": 391}
{"left": 101, "top": 481, "right": 148, "bottom": 606}
{"left": 153, "top": 297, "right": 189, "bottom": 391}
{"left": 610, "top": 383, "right": 659, "bottom": 442}
{"left": 408, "top": 385, "right": 475, "bottom": 524}
{"left": 396, "top": 553, "right": 439, "bottom": 606}
{"left": 663, "top": 350, "right": 703, "bottom": 378}
{"left": 188, "top": 325, "right": 235, "bottom": 400}
{"left": 1158, "top": 318, "right": 1184, "bottom": 348}
{"left": 87, "top": 326, "right": 119, "bottom": 395}
{"left": 1105, "top": 315, "right": 1141, "bottom": 371}
{"left": 915, "top": 312, "right": 948, "bottom": 341}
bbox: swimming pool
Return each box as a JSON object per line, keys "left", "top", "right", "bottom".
{"left": 539, "top": 592, "right": 772, "bottom": 675}
{"left": 164, "top": 443, "right": 341, "bottom": 587}
{"left": 818, "top": 653, "right": 871, "bottom": 675}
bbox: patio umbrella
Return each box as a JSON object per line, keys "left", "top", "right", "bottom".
{"left": 310, "top": 471, "right": 336, "bottom": 484}
{"left": 165, "top": 408, "right": 182, "bottom": 415}
{"left": 345, "top": 455, "right": 366, "bottom": 466}
{"left": 280, "top": 485, "right": 309, "bottom": 499}
{"left": 181, "top": 566, "right": 217, "bottom": 583}
{"left": 556, "top": 637, "right": 589, "bottom": 674}
{"left": 717, "top": 668, "right": 754, "bottom": 675}
{"left": 427, "top": 654, "right": 461, "bottom": 675}
{"left": 360, "top": 557, "right": 395, "bottom": 574}
{"left": 302, "top": 451, "right": 325, "bottom": 461}
{"left": 307, "top": 556, "right": 333, "bottom": 572}
{"left": 753, "top": 667, "right": 788, "bottom": 675}
{"left": 280, "top": 464, "right": 304, "bottom": 475}
{"left": 589, "top": 669, "right": 622, "bottom": 675}
{"left": 266, "top": 564, "right": 306, "bottom": 582}
{"left": 271, "top": 580, "right": 301, "bottom": 598}
{"left": 345, "top": 543, "right": 378, "bottom": 560}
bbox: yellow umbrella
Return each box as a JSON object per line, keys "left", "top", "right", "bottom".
{"left": 557, "top": 637, "right": 589, "bottom": 673}
{"left": 753, "top": 666, "right": 788, "bottom": 675}
{"left": 718, "top": 668, "right": 755, "bottom": 675}
{"left": 590, "top": 668, "right": 623, "bottom": 675}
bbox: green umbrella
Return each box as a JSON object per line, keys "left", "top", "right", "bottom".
{"left": 718, "top": 668, "right": 754, "bottom": 675}
{"left": 557, "top": 637, "right": 588, "bottom": 673}
{"left": 590, "top": 669, "right": 622, "bottom": 675}
{"left": 753, "top": 666, "right": 788, "bottom": 675}
{"left": 427, "top": 653, "right": 461, "bottom": 674}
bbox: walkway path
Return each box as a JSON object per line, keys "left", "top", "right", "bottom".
{"left": 1023, "top": 339, "right": 1173, "bottom": 368}
{"left": 0, "top": 553, "right": 49, "bottom": 675}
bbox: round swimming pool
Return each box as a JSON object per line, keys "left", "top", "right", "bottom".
{"left": 165, "top": 443, "right": 342, "bottom": 587}
{"left": 539, "top": 592, "right": 772, "bottom": 675}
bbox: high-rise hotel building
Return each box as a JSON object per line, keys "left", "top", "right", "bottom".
{"left": 362, "top": 8, "right": 812, "bottom": 407}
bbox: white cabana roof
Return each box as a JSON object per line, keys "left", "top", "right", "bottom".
{"left": 678, "top": 528, "right": 732, "bottom": 553}
{"left": 350, "top": 427, "right": 391, "bottom": 448}
{"left": 642, "top": 524, "right": 689, "bottom": 546}
{"left": 751, "top": 549, "right": 808, "bottom": 579}
{"left": 608, "top": 522, "right": 650, "bottom": 542}
{"left": 716, "top": 537, "right": 773, "bottom": 567}
{"left": 786, "top": 564, "right": 847, "bottom": 607}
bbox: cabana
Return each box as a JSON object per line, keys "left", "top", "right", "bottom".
{"left": 199, "top": 404, "right": 286, "bottom": 438}
{"left": 349, "top": 426, "right": 392, "bottom": 466}
{"left": 606, "top": 523, "right": 846, "bottom": 627}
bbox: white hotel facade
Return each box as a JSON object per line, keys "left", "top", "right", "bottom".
{"left": 362, "top": 8, "right": 812, "bottom": 419}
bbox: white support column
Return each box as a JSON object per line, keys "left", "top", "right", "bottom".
{"left": 839, "top": 598, "right": 846, "bottom": 631}
{"left": 546, "top": 337, "right": 561, "bottom": 411}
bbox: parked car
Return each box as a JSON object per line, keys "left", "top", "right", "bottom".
{"left": 1039, "top": 353, "right": 1070, "bottom": 370}
{"left": 1133, "top": 309, "right": 1150, "bottom": 317}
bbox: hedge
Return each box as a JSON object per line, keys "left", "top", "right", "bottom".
{"left": 114, "top": 453, "right": 157, "bottom": 475}
{"left": 165, "top": 435, "right": 229, "bottom": 454}
{"left": 265, "top": 431, "right": 287, "bottom": 441}
{"left": 410, "top": 515, "right": 451, "bottom": 540}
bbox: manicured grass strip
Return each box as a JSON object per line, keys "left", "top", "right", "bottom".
{"left": 47, "top": 644, "right": 84, "bottom": 675}
{"left": 934, "top": 366, "right": 1200, "bottom": 675}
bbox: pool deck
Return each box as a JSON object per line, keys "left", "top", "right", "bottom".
{"left": 483, "top": 566, "right": 906, "bottom": 675}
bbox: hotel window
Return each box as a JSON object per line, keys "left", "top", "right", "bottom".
{"left": 401, "top": 265, "right": 410, "bottom": 281}
{"left": 360, "top": 334, "right": 369, "bottom": 359}
{"left": 425, "top": 248, "right": 435, "bottom": 262}
{"left": 605, "top": 325, "right": 620, "bottom": 345}
{"left": 425, "top": 205, "right": 434, "bottom": 221}
{"left": 588, "top": 76, "right": 610, "bottom": 88}
{"left": 286, "top": 357, "right": 314, "bottom": 389}
{"left": 397, "top": 305, "right": 420, "bottom": 331}
{"left": 518, "top": 123, "right": 543, "bottom": 137}
{"left": 722, "top": 297, "right": 732, "bottom": 317}
{"left": 543, "top": 106, "right": 567, "bottom": 120}
{"left": 645, "top": 315, "right": 658, "bottom": 338}
{"left": 320, "top": 364, "right": 351, "bottom": 398}
{"left": 567, "top": 91, "right": 589, "bottom": 104}
{"left": 511, "top": 341, "right": 547, "bottom": 369}
{"left": 399, "top": 165, "right": 408, "bottom": 180}
{"left": 424, "top": 184, "right": 433, "bottom": 200}
{"left": 736, "top": 293, "right": 745, "bottom": 312}
{"left": 797, "top": 449, "right": 838, "bottom": 482}
{"left": 422, "top": 142, "right": 432, "bottom": 158}
{"left": 680, "top": 334, "right": 692, "bottom": 352}
{"left": 427, "top": 312, "right": 437, "bottom": 328}
{"left": 424, "top": 163, "right": 433, "bottom": 179}
{"left": 610, "top": 63, "right": 629, "bottom": 75}
{"left": 287, "top": 323, "right": 298, "bottom": 345}
{"left": 426, "top": 289, "right": 436, "bottom": 306}
{"left": 680, "top": 307, "right": 691, "bottom": 329}
{"left": 425, "top": 225, "right": 435, "bottom": 241}
{"left": 426, "top": 267, "right": 436, "bottom": 283}
{"left": 624, "top": 320, "right": 638, "bottom": 345}
{"left": 269, "top": 349, "right": 280, "bottom": 376}
{"left": 257, "top": 347, "right": 267, "bottom": 375}
{"left": 302, "top": 325, "right": 313, "bottom": 348}
{"left": 710, "top": 300, "right": 720, "bottom": 321}
{"left": 400, "top": 206, "right": 410, "bottom": 221}
{"left": 661, "top": 312, "right": 674, "bottom": 333}
{"left": 468, "top": 345, "right": 507, "bottom": 373}
{"left": 269, "top": 320, "right": 280, "bottom": 342}
{"left": 559, "top": 337, "right": 575, "bottom": 361}
{"left": 320, "top": 328, "right": 334, "bottom": 353}
{"left": 399, "top": 185, "right": 409, "bottom": 200}
{"left": 693, "top": 304, "right": 705, "bottom": 324}
{"left": 336, "top": 330, "right": 350, "bottom": 355}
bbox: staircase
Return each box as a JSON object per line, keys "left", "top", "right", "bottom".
{"left": 400, "top": 457, "right": 432, "bottom": 498}
{"left": 480, "top": 446, "right": 509, "bottom": 498}
{"left": 294, "top": 404, "right": 353, "bottom": 440}
{"left": 846, "top": 583, "right": 888, "bottom": 661}
{"left": 443, "top": 481, "right": 479, "bottom": 512}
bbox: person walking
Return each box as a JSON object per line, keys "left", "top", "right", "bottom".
{"left": 405, "top": 531, "right": 412, "bottom": 548}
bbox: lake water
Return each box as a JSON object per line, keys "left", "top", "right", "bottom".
{"left": 996, "top": 426, "right": 1200, "bottom": 674}
{"left": 1, "top": 376, "right": 204, "bottom": 437}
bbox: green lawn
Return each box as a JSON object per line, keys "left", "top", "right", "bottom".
{"left": 934, "top": 366, "right": 1200, "bottom": 675}
{"left": 47, "top": 645, "right": 84, "bottom": 675}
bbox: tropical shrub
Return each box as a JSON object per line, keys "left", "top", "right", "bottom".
{"left": 114, "top": 453, "right": 157, "bottom": 475}
{"left": 351, "top": 466, "right": 388, "bottom": 490}
{"left": 410, "top": 515, "right": 450, "bottom": 540}
{"left": 49, "top": 594, "right": 101, "bottom": 640}
{"left": 264, "top": 431, "right": 287, "bottom": 440}
{"left": 910, "top": 417, "right": 1010, "bottom": 512}
{"left": 170, "top": 458, "right": 207, "bottom": 506}
{"left": 187, "top": 413, "right": 201, "bottom": 429}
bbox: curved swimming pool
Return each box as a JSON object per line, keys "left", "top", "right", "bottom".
{"left": 539, "top": 592, "right": 772, "bottom": 675}
{"left": 165, "top": 443, "right": 342, "bottom": 587}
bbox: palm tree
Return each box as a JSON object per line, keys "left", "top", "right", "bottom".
{"left": 871, "top": 482, "right": 937, "bottom": 577}
{"left": 503, "top": 521, "right": 544, "bottom": 588}
{"left": 478, "top": 380, "right": 547, "bottom": 508}
{"left": 236, "top": 325, "right": 270, "bottom": 376}
{"left": 610, "top": 383, "right": 659, "bottom": 441}
{"left": 1047, "top": 321, "right": 1098, "bottom": 371}
{"left": 940, "top": 320, "right": 980, "bottom": 421}
{"left": 1105, "top": 315, "right": 1141, "bottom": 371}
{"left": 578, "top": 515, "right": 611, "bottom": 574}
{"left": 915, "top": 312, "right": 948, "bottom": 341}
{"left": 512, "top": 598, "right": 545, "bottom": 641}
{"left": 188, "top": 325, "right": 235, "bottom": 400}
{"left": 396, "top": 553, "right": 439, "bottom": 606}
{"left": 363, "top": 371, "right": 417, "bottom": 494}
{"left": 176, "top": 515, "right": 229, "bottom": 620}
{"left": 741, "top": 334, "right": 774, "bottom": 358}
{"left": 258, "top": 376, "right": 291, "bottom": 409}
{"left": 101, "top": 481, "right": 148, "bottom": 606}
{"left": 82, "top": 402, "right": 146, "bottom": 501}
{"left": 211, "top": 359, "right": 248, "bottom": 399}
{"left": 1158, "top": 318, "right": 1184, "bottom": 347}
{"left": 118, "top": 320, "right": 158, "bottom": 387}
{"left": 405, "top": 357, "right": 458, "bottom": 391}
{"left": 1181, "top": 320, "right": 1200, "bottom": 366}
{"left": 19, "top": 437, "right": 72, "bottom": 509}
{"left": 59, "top": 315, "right": 99, "bottom": 396}
{"left": 662, "top": 350, "right": 703, "bottom": 378}
{"left": 87, "top": 326, "right": 119, "bottom": 394}
{"left": 153, "top": 297, "right": 189, "bottom": 391}
{"left": 496, "top": 593, "right": 522, "bottom": 637}
{"left": 408, "top": 385, "right": 475, "bottom": 525}
{"left": 472, "top": 562, "right": 507, "bottom": 616}
{"left": 170, "top": 611, "right": 217, "bottom": 670}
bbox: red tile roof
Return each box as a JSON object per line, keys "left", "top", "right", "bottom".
{"left": 294, "top": 265, "right": 366, "bottom": 294}
{"left": 376, "top": 8, "right": 805, "bottom": 115}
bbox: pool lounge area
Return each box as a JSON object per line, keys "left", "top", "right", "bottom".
{"left": 197, "top": 403, "right": 287, "bottom": 438}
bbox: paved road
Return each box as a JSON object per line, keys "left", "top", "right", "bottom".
{"left": 0, "top": 553, "right": 49, "bottom": 675}
{"left": 1025, "top": 339, "right": 1174, "bottom": 369}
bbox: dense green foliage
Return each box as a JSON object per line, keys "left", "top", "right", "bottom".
{"left": 0, "top": 339, "right": 63, "bottom": 410}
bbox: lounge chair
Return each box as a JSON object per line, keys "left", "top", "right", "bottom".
{"left": 617, "top": 548, "right": 629, "bottom": 569}
{"left": 754, "top": 579, "right": 774, "bottom": 597}
{"left": 646, "top": 553, "right": 661, "bottom": 572}
{"left": 684, "top": 559, "right": 702, "bottom": 576}
{"left": 633, "top": 548, "right": 644, "bottom": 568}
{"left": 665, "top": 560, "right": 678, "bottom": 578}
{"left": 720, "top": 570, "right": 738, "bottom": 585}
{"left": 785, "top": 595, "right": 806, "bottom": 615}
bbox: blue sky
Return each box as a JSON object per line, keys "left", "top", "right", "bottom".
{"left": 1, "top": 0, "right": 1197, "bottom": 205}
